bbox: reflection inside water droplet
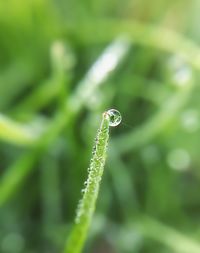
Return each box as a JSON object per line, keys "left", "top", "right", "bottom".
{"left": 105, "top": 109, "right": 122, "bottom": 127}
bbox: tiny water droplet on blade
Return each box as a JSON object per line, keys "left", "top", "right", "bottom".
{"left": 105, "top": 109, "right": 122, "bottom": 127}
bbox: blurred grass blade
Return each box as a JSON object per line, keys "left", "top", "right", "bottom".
{"left": 0, "top": 114, "right": 41, "bottom": 146}
{"left": 68, "top": 37, "right": 130, "bottom": 111}
{"left": 136, "top": 215, "right": 200, "bottom": 253}
{"left": 0, "top": 39, "right": 129, "bottom": 206}
{"left": 12, "top": 41, "right": 74, "bottom": 115}
{"left": 112, "top": 79, "right": 193, "bottom": 153}
{"left": 68, "top": 19, "right": 200, "bottom": 70}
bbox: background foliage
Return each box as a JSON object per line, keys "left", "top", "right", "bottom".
{"left": 1, "top": 0, "right": 200, "bottom": 252}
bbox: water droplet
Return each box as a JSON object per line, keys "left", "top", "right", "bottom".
{"left": 105, "top": 109, "right": 122, "bottom": 127}
{"left": 92, "top": 145, "right": 97, "bottom": 154}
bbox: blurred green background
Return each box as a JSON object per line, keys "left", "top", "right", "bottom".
{"left": 1, "top": 0, "right": 200, "bottom": 252}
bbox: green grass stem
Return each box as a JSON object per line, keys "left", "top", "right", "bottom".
{"left": 64, "top": 111, "right": 115, "bottom": 253}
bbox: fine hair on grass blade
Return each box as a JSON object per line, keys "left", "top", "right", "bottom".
{"left": 64, "top": 109, "right": 122, "bottom": 253}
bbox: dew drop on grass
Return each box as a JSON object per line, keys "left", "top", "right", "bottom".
{"left": 105, "top": 109, "right": 122, "bottom": 127}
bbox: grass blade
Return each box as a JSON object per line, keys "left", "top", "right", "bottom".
{"left": 64, "top": 109, "right": 121, "bottom": 253}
